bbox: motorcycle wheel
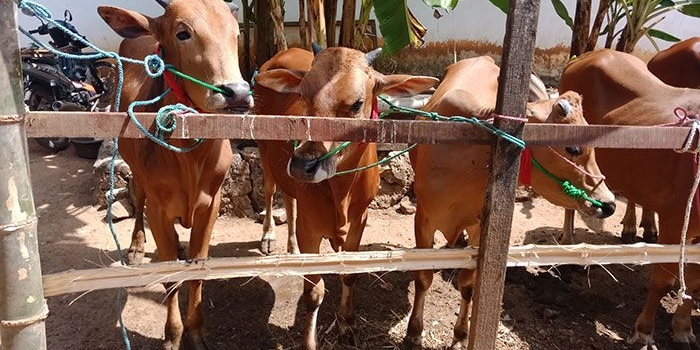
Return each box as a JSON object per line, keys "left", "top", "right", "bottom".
{"left": 27, "top": 85, "right": 71, "bottom": 152}
{"left": 92, "top": 60, "right": 117, "bottom": 110}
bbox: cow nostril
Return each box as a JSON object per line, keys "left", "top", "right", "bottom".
{"left": 599, "top": 201, "right": 616, "bottom": 218}
{"left": 304, "top": 159, "right": 319, "bottom": 174}
{"left": 216, "top": 82, "right": 251, "bottom": 98}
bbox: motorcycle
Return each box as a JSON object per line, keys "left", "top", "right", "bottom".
{"left": 21, "top": 9, "right": 116, "bottom": 154}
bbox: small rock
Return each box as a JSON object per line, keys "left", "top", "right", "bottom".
{"left": 398, "top": 197, "right": 416, "bottom": 215}
{"left": 543, "top": 308, "right": 560, "bottom": 319}
{"left": 108, "top": 198, "right": 133, "bottom": 220}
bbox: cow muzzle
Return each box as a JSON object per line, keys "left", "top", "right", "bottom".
{"left": 205, "top": 81, "right": 253, "bottom": 113}
{"left": 287, "top": 154, "right": 337, "bottom": 183}
{"left": 583, "top": 199, "right": 616, "bottom": 219}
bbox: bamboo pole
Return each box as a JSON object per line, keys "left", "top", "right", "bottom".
{"left": 40, "top": 243, "right": 700, "bottom": 298}
{"left": 0, "top": 2, "right": 48, "bottom": 349}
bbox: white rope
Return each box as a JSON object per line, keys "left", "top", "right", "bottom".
{"left": 675, "top": 120, "right": 700, "bottom": 301}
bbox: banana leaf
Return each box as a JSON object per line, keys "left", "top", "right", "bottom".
{"left": 373, "top": 0, "right": 427, "bottom": 54}
{"left": 679, "top": 2, "right": 700, "bottom": 17}
{"left": 422, "top": 0, "right": 460, "bottom": 10}
{"left": 551, "top": 0, "right": 574, "bottom": 29}
{"left": 648, "top": 28, "right": 681, "bottom": 41}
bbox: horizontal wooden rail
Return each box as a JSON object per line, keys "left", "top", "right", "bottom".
{"left": 24, "top": 111, "right": 695, "bottom": 149}
{"left": 43, "top": 243, "right": 700, "bottom": 297}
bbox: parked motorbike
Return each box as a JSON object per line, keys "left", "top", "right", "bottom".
{"left": 21, "top": 9, "right": 116, "bottom": 154}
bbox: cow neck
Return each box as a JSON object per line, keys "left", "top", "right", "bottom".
{"left": 154, "top": 44, "right": 201, "bottom": 112}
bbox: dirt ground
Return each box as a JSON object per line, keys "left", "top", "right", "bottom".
{"left": 28, "top": 141, "right": 696, "bottom": 350}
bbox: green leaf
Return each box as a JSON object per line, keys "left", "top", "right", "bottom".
{"left": 373, "top": 0, "right": 427, "bottom": 54}
{"left": 679, "top": 3, "right": 700, "bottom": 17}
{"left": 648, "top": 28, "right": 681, "bottom": 42}
{"left": 659, "top": 0, "right": 675, "bottom": 8}
{"left": 551, "top": 0, "right": 574, "bottom": 29}
{"left": 487, "top": 0, "right": 509, "bottom": 13}
{"left": 422, "top": 0, "right": 459, "bottom": 10}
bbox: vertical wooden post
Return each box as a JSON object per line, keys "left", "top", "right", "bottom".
{"left": 467, "top": 0, "right": 540, "bottom": 349}
{"left": 339, "top": 0, "right": 356, "bottom": 47}
{"left": 298, "top": 0, "right": 310, "bottom": 49}
{"left": 308, "top": 0, "right": 327, "bottom": 47}
{"left": 0, "top": 2, "right": 48, "bottom": 350}
{"left": 324, "top": 0, "right": 338, "bottom": 46}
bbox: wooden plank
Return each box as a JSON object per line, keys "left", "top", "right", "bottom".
{"left": 469, "top": 0, "right": 541, "bottom": 348}
{"left": 41, "top": 243, "right": 700, "bottom": 298}
{"left": 24, "top": 111, "right": 696, "bottom": 149}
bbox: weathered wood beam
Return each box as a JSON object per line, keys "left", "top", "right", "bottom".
{"left": 469, "top": 0, "right": 541, "bottom": 348}
{"left": 24, "top": 111, "right": 697, "bottom": 149}
{"left": 0, "top": 2, "right": 47, "bottom": 349}
{"left": 41, "top": 243, "right": 700, "bottom": 298}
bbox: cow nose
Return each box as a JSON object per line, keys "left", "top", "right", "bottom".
{"left": 598, "top": 201, "right": 616, "bottom": 218}
{"left": 217, "top": 82, "right": 251, "bottom": 98}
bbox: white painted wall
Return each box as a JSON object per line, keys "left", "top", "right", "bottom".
{"left": 17, "top": 0, "right": 700, "bottom": 53}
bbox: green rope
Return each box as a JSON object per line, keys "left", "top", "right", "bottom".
{"left": 531, "top": 157, "right": 604, "bottom": 207}
{"left": 335, "top": 144, "right": 418, "bottom": 176}
{"left": 166, "top": 66, "right": 229, "bottom": 95}
{"left": 377, "top": 95, "right": 604, "bottom": 208}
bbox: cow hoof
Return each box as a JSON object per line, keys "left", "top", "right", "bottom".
{"left": 162, "top": 340, "right": 180, "bottom": 350}
{"left": 672, "top": 332, "right": 700, "bottom": 350}
{"left": 643, "top": 229, "right": 658, "bottom": 243}
{"left": 126, "top": 248, "right": 145, "bottom": 265}
{"left": 621, "top": 231, "right": 637, "bottom": 244}
{"left": 187, "top": 334, "right": 210, "bottom": 350}
{"left": 177, "top": 244, "right": 187, "bottom": 261}
{"left": 401, "top": 336, "right": 423, "bottom": 350}
{"left": 628, "top": 331, "right": 658, "bottom": 350}
{"left": 260, "top": 238, "right": 276, "bottom": 255}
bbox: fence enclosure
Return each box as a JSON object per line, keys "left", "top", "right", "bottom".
{"left": 1, "top": 0, "right": 699, "bottom": 349}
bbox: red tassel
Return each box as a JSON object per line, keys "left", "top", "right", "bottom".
{"left": 519, "top": 147, "right": 532, "bottom": 186}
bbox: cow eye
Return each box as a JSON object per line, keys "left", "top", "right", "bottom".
{"left": 176, "top": 30, "right": 191, "bottom": 41}
{"left": 565, "top": 147, "right": 582, "bottom": 156}
{"left": 350, "top": 99, "right": 364, "bottom": 114}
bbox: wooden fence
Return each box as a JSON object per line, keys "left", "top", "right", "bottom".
{"left": 1, "top": 0, "right": 698, "bottom": 349}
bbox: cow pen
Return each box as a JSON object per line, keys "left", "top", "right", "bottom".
{"left": 1, "top": 0, "right": 700, "bottom": 349}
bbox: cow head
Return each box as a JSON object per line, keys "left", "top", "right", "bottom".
{"left": 526, "top": 91, "right": 616, "bottom": 218}
{"left": 255, "top": 47, "right": 439, "bottom": 183}
{"left": 98, "top": 0, "right": 252, "bottom": 113}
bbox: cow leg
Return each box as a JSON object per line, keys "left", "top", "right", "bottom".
{"left": 284, "top": 194, "right": 300, "bottom": 254}
{"left": 671, "top": 264, "right": 700, "bottom": 350}
{"left": 182, "top": 191, "right": 221, "bottom": 350}
{"left": 260, "top": 168, "right": 277, "bottom": 255}
{"left": 451, "top": 223, "right": 480, "bottom": 350}
{"left": 405, "top": 205, "right": 436, "bottom": 350}
{"left": 630, "top": 262, "right": 677, "bottom": 349}
{"left": 126, "top": 175, "right": 146, "bottom": 265}
{"left": 297, "top": 218, "right": 325, "bottom": 350}
{"left": 640, "top": 208, "right": 659, "bottom": 243}
{"left": 621, "top": 201, "right": 638, "bottom": 244}
{"left": 561, "top": 209, "right": 575, "bottom": 245}
{"left": 336, "top": 210, "right": 369, "bottom": 346}
{"left": 145, "top": 204, "right": 183, "bottom": 350}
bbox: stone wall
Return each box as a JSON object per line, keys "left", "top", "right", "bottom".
{"left": 93, "top": 141, "right": 417, "bottom": 220}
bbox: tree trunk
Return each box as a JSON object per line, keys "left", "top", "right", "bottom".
{"left": 325, "top": 0, "right": 338, "bottom": 46}
{"left": 270, "top": 0, "right": 288, "bottom": 52}
{"left": 586, "top": 0, "right": 611, "bottom": 52}
{"left": 255, "top": 0, "right": 286, "bottom": 67}
{"left": 354, "top": 0, "right": 372, "bottom": 50}
{"left": 242, "top": 0, "right": 252, "bottom": 78}
{"left": 569, "top": 0, "right": 591, "bottom": 57}
{"left": 308, "top": 0, "right": 327, "bottom": 47}
{"left": 339, "top": 0, "right": 356, "bottom": 47}
{"left": 298, "top": 0, "right": 309, "bottom": 49}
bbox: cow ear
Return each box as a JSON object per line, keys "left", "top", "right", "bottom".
{"left": 377, "top": 74, "right": 439, "bottom": 97}
{"left": 98, "top": 6, "right": 152, "bottom": 39}
{"left": 255, "top": 69, "right": 306, "bottom": 94}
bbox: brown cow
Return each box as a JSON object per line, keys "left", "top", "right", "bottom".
{"left": 253, "top": 47, "right": 438, "bottom": 350}
{"left": 405, "top": 56, "right": 617, "bottom": 349}
{"left": 97, "top": 1, "right": 251, "bottom": 349}
{"left": 618, "top": 37, "right": 700, "bottom": 244}
{"left": 560, "top": 48, "right": 700, "bottom": 349}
